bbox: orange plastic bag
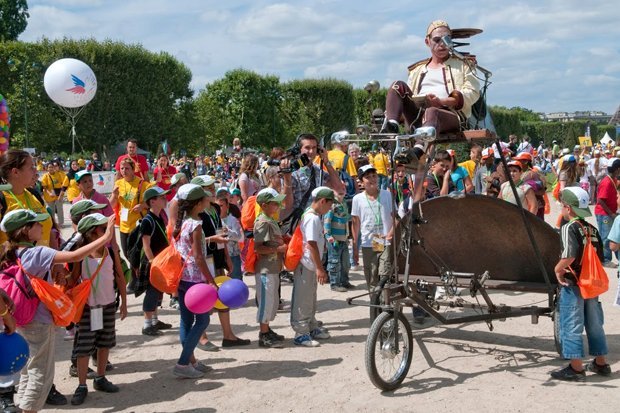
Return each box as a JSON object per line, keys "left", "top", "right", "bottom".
{"left": 150, "top": 238, "right": 186, "bottom": 294}
{"left": 240, "top": 195, "right": 257, "bottom": 230}
{"left": 28, "top": 277, "right": 76, "bottom": 327}
{"left": 575, "top": 222, "right": 609, "bottom": 299}
{"left": 65, "top": 250, "right": 108, "bottom": 323}
{"left": 245, "top": 238, "right": 257, "bottom": 273}
{"left": 552, "top": 181, "right": 561, "bottom": 201}
{"left": 284, "top": 226, "right": 303, "bottom": 271}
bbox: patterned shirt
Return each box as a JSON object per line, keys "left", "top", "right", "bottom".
{"left": 291, "top": 165, "right": 331, "bottom": 210}
{"left": 177, "top": 218, "right": 208, "bottom": 283}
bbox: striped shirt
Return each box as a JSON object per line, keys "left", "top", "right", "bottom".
{"left": 323, "top": 201, "right": 350, "bottom": 241}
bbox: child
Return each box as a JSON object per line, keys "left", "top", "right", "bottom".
{"left": 70, "top": 213, "right": 128, "bottom": 405}
{"left": 351, "top": 165, "right": 394, "bottom": 293}
{"left": 138, "top": 186, "right": 173, "bottom": 336}
{"left": 291, "top": 187, "right": 335, "bottom": 347}
{"left": 253, "top": 188, "right": 287, "bottom": 348}
{"left": 323, "top": 189, "right": 353, "bottom": 292}
{"left": 171, "top": 184, "right": 216, "bottom": 378}
{"left": 0, "top": 209, "right": 115, "bottom": 413}
{"left": 215, "top": 190, "right": 244, "bottom": 279}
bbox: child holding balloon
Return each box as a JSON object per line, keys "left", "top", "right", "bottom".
{"left": 171, "top": 184, "right": 217, "bottom": 379}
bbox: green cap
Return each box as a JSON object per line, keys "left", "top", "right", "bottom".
{"left": 77, "top": 212, "right": 109, "bottom": 234}
{"left": 0, "top": 209, "right": 50, "bottom": 232}
{"left": 70, "top": 200, "right": 106, "bottom": 218}
{"left": 312, "top": 186, "right": 336, "bottom": 202}
{"left": 176, "top": 183, "right": 208, "bottom": 201}
{"left": 256, "top": 188, "right": 285, "bottom": 205}
{"left": 74, "top": 170, "right": 92, "bottom": 182}
{"left": 190, "top": 175, "right": 216, "bottom": 187}
{"left": 231, "top": 188, "right": 241, "bottom": 196}
{"left": 170, "top": 173, "right": 186, "bottom": 186}
{"left": 143, "top": 186, "right": 170, "bottom": 203}
{"left": 561, "top": 187, "right": 591, "bottom": 218}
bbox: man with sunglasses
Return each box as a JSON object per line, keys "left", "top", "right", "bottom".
{"left": 382, "top": 20, "right": 480, "bottom": 136}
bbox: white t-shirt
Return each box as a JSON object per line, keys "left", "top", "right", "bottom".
{"left": 419, "top": 67, "right": 449, "bottom": 99}
{"left": 82, "top": 253, "right": 116, "bottom": 307}
{"left": 351, "top": 189, "right": 394, "bottom": 248}
{"left": 587, "top": 157, "right": 607, "bottom": 179}
{"left": 300, "top": 210, "right": 325, "bottom": 271}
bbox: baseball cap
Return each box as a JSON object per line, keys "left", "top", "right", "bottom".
{"left": 563, "top": 154, "right": 576, "bottom": 163}
{"left": 143, "top": 186, "right": 170, "bottom": 203}
{"left": 607, "top": 159, "right": 620, "bottom": 173}
{"left": 426, "top": 20, "right": 450, "bottom": 37}
{"left": 560, "top": 187, "right": 591, "bottom": 218}
{"left": 170, "top": 173, "right": 186, "bottom": 186}
{"left": 0, "top": 209, "right": 49, "bottom": 232}
{"left": 312, "top": 186, "right": 336, "bottom": 202}
{"left": 561, "top": 148, "right": 570, "bottom": 155}
{"left": 77, "top": 212, "right": 109, "bottom": 234}
{"left": 256, "top": 187, "right": 285, "bottom": 205}
{"left": 191, "top": 175, "right": 216, "bottom": 187}
{"left": 481, "top": 148, "right": 493, "bottom": 159}
{"left": 514, "top": 152, "right": 532, "bottom": 163}
{"left": 74, "top": 170, "right": 92, "bottom": 182}
{"left": 358, "top": 164, "right": 377, "bottom": 179}
{"left": 507, "top": 160, "right": 523, "bottom": 170}
{"left": 231, "top": 188, "right": 241, "bottom": 196}
{"left": 70, "top": 199, "right": 106, "bottom": 218}
{"left": 176, "top": 183, "right": 208, "bottom": 201}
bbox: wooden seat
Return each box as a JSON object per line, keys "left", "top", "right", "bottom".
{"left": 435, "top": 129, "right": 497, "bottom": 144}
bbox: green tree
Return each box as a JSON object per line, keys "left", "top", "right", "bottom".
{"left": 0, "top": 0, "right": 29, "bottom": 41}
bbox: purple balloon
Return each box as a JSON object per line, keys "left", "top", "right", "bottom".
{"left": 218, "top": 279, "right": 249, "bottom": 309}
{"left": 184, "top": 283, "right": 218, "bottom": 314}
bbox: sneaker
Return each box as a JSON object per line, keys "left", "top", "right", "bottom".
{"left": 0, "top": 387, "right": 18, "bottom": 413}
{"left": 70, "top": 365, "right": 97, "bottom": 379}
{"left": 343, "top": 283, "right": 356, "bottom": 290}
{"left": 330, "top": 285, "right": 348, "bottom": 292}
{"left": 550, "top": 364, "right": 586, "bottom": 382}
{"left": 586, "top": 360, "right": 612, "bottom": 376}
{"left": 268, "top": 328, "right": 285, "bottom": 341}
{"left": 222, "top": 338, "right": 251, "bottom": 348}
{"left": 381, "top": 119, "right": 400, "bottom": 134}
{"left": 91, "top": 359, "right": 114, "bottom": 371}
{"left": 192, "top": 361, "right": 213, "bottom": 373}
{"left": 173, "top": 364, "right": 204, "bottom": 379}
{"left": 310, "top": 328, "right": 330, "bottom": 340}
{"left": 259, "top": 332, "right": 284, "bottom": 348}
{"left": 293, "top": 333, "right": 320, "bottom": 347}
{"left": 169, "top": 297, "right": 180, "bottom": 309}
{"left": 64, "top": 328, "right": 75, "bottom": 341}
{"left": 280, "top": 271, "right": 294, "bottom": 283}
{"left": 197, "top": 341, "right": 220, "bottom": 352}
{"left": 93, "top": 376, "right": 119, "bottom": 393}
{"left": 153, "top": 320, "right": 172, "bottom": 330}
{"left": 46, "top": 384, "right": 67, "bottom": 406}
{"left": 142, "top": 325, "right": 163, "bottom": 336}
{"left": 70, "top": 385, "right": 88, "bottom": 406}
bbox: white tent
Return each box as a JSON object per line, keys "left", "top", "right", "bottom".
{"left": 601, "top": 132, "right": 613, "bottom": 146}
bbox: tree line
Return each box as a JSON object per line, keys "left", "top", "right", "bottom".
{"left": 0, "top": 38, "right": 616, "bottom": 158}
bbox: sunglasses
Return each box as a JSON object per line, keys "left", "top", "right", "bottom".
{"left": 430, "top": 36, "right": 444, "bottom": 44}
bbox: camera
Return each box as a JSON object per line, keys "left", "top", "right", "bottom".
{"left": 267, "top": 149, "right": 310, "bottom": 173}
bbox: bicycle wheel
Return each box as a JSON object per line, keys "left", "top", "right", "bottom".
{"left": 365, "top": 310, "right": 413, "bottom": 391}
{"left": 553, "top": 303, "right": 561, "bottom": 356}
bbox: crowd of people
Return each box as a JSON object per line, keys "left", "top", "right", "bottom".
{"left": 0, "top": 18, "right": 614, "bottom": 412}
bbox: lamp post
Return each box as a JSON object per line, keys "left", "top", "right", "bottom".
{"left": 7, "top": 58, "right": 31, "bottom": 148}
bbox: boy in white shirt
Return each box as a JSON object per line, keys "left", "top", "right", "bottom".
{"left": 290, "top": 187, "right": 335, "bottom": 347}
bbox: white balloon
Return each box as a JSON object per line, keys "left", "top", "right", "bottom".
{"left": 44, "top": 58, "right": 97, "bottom": 108}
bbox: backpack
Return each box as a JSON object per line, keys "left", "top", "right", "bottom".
{"left": 284, "top": 225, "right": 303, "bottom": 271}
{"left": 126, "top": 214, "right": 155, "bottom": 269}
{"left": 571, "top": 221, "right": 609, "bottom": 299}
{"left": 0, "top": 259, "right": 39, "bottom": 327}
{"left": 340, "top": 155, "right": 357, "bottom": 200}
{"left": 240, "top": 195, "right": 258, "bottom": 231}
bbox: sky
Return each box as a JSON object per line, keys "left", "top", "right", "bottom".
{"left": 19, "top": 0, "right": 620, "bottom": 115}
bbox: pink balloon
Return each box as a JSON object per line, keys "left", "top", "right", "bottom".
{"left": 184, "top": 283, "right": 217, "bottom": 314}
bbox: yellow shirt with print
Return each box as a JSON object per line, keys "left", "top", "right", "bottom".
{"left": 0, "top": 190, "right": 53, "bottom": 247}
{"left": 40, "top": 171, "right": 66, "bottom": 203}
{"left": 62, "top": 175, "right": 81, "bottom": 202}
{"left": 328, "top": 148, "right": 357, "bottom": 176}
{"left": 115, "top": 177, "right": 152, "bottom": 234}
{"left": 372, "top": 152, "right": 389, "bottom": 176}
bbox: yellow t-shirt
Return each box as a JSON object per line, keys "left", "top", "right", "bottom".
{"left": 372, "top": 153, "right": 389, "bottom": 176}
{"left": 458, "top": 160, "right": 477, "bottom": 179}
{"left": 62, "top": 175, "right": 81, "bottom": 202}
{"left": 328, "top": 149, "right": 357, "bottom": 176}
{"left": 0, "top": 190, "right": 53, "bottom": 247}
{"left": 40, "top": 171, "right": 66, "bottom": 203}
{"left": 115, "top": 177, "right": 152, "bottom": 233}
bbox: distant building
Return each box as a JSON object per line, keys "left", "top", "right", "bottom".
{"left": 540, "top": 111, "right": 612, "bottom": 124}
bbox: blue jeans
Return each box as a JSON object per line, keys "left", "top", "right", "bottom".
{"left": 327, "top": 241, "right": 350, "bottom": 287}
{"left": 177, "top": 281, "right": 210, "bottom": 365}
{"left": 350, "top": 229, "right": 361, "bottom": 267}
{"left": 596, "top": 214, "right": 614, "bottom": 263}
{"left": 229, "top": 255, "right": 242, "bottom": 280}
{"left": 558, "top": 285, "right": 608, "bottom": 360}
{"left": 378, "top": 174, "right": 389, "bottom": 190}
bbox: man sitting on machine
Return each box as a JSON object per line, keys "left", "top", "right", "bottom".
{"left": 382, "top": 20, "right": 481, "bottom": 140}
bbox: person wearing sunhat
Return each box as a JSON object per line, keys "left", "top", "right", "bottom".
{"left": 135, "top": 186, "right": 173, "bottom": 337}
{"left": 382, "top": 19, "right": 480, "bottom": 137}
{"left": 72, "top": 170, "right": 113, "bottom": 218}
{"left": 551, "top": 187, "right": 610, "bottom": 382}
{"left": 253, "top": 187, "right": 287, "bottom": 348}
{"left": 290, "top": 186, "right": 335, "bottom": 347}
